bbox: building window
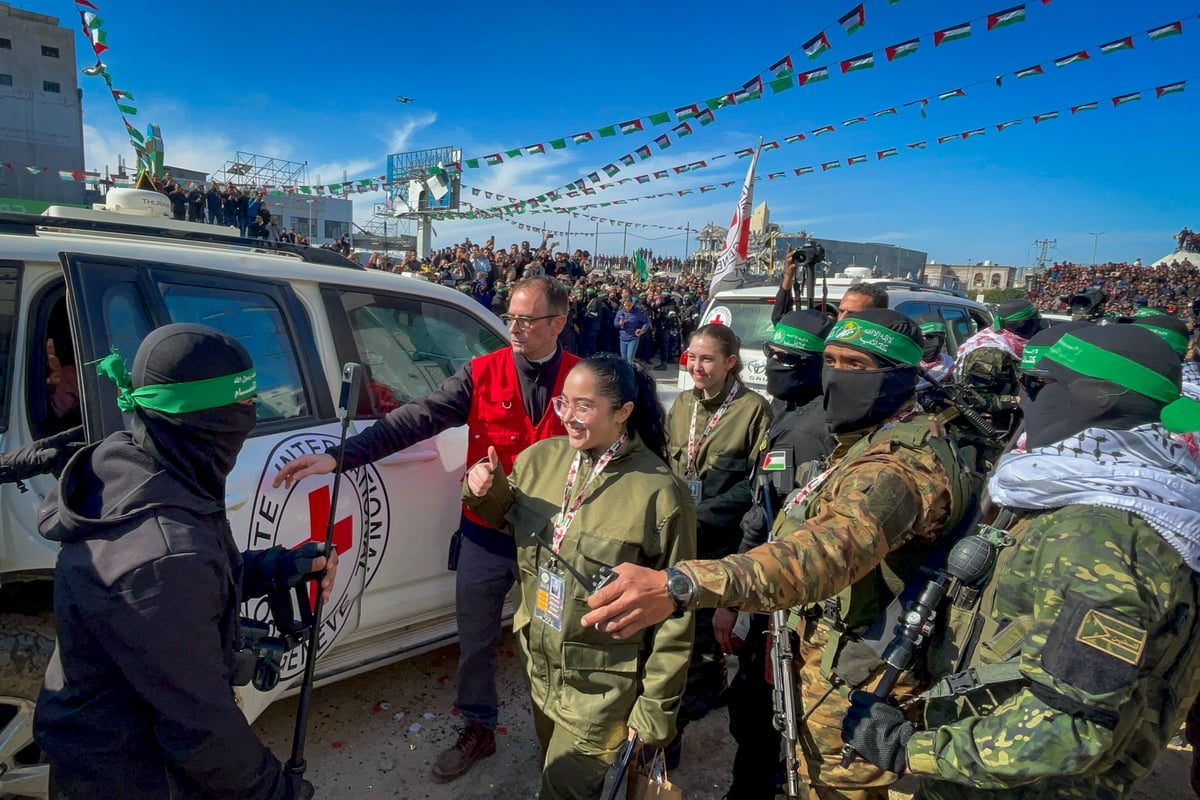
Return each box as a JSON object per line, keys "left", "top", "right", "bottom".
{"left": 0, "top": 74, "right": 12, "bottom": 87}
{"left": 43, "top": 81, "right": 61, "bottom": 93}
{"left": 0, "top": 37, "right": 12, "bottom": 49}
{"left": 41, "top": 45, "right": 60, "bottom": 58}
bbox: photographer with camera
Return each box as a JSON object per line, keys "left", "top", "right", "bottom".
{"left": 34, "top": 324, "right": 336, "bottom": 800}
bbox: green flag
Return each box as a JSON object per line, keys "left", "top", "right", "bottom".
{"left": 633, "top": 249, "right": 648, "bottom": 280}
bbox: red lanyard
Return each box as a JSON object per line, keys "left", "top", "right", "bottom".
{"left": 782, "top": 465, "right": 837, "bottom": 515}
{"left": 552, "top": 432, "right": 627, "bottom": 552}
{"left": 686, "top": 381, "right": 740, "bottom": 476}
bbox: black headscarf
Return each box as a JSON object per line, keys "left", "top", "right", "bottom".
{"left": 766, "top": 310, "right": 832, "bottom": 405}
{"left": 130, "top": 324, "right": 257, "bottom": 504}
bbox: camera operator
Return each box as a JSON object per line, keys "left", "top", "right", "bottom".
{"left": 35, "top": 324, "right": 335, "bottom": 800}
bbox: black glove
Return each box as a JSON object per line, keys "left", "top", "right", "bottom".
{"left": 275, "top": 541, "right": 328, "bottom": 589}
{"left": 841, "top": 690, "right": 915, "bottom": 776}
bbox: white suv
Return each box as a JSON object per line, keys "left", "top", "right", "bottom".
{"left": 0, "top": 191, "right": 509, "bottom": 796}
{"left": 678, "top": 279, "right": 994, "bottom": 394}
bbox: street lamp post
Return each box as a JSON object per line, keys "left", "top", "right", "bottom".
{"left": 1089, "top": 231, "right": 1105, "bottom": 266}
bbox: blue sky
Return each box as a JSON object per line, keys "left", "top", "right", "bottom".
{"left": 27, "top": 0, "right": 1200, "bottom": 265}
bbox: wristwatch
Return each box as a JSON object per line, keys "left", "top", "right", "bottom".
{"left": 666, "top": 567, "right": 694, "bottom": 618}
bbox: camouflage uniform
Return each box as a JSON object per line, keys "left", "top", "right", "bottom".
{"left": 909, "top": 505, "right": 1200, "bottom": 799}
{"left": 677, "top": 411, "right": 963, "bottom": 799}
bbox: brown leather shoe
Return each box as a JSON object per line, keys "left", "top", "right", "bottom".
{"left": 430, "top": 722, "right": 496, "bottom": 783}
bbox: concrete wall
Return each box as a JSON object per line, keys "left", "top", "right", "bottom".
{"left": 0, "top": 3, "right": 85, "bottom": 205}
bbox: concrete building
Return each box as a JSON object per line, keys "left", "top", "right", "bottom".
{"left": 695, "top": 222, "right": 727, "bottom": 267}
{"left": 775, "top": 235, "right": 928, "bottom": 281}
{"left": 950, "top": 262, "right": 1017, "bottom": 293}
{"left": 0, "top": 3, "right": 85, "bottom": 207}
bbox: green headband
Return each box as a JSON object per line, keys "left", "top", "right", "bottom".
{"left": 1134, "top": 321, "right": 1189, "bottom": 357}
{"left": 1043, "top": 334, "right": 1200, "bottom": 434}
{"left": 827, "top": 318, "right": 923, "bottom": 366}
{"left": 919, "top": 321, "right": 946, "bottom": 336}
{"left": 1130, "top": 307, "right": 1164, "bottom": 318}
{"left": 769, "top": 323, "right": 825, "bottom": 353}
{"left": 993, "top": 303, "right": 1038, "bottom": 332}
{"left": 1020, "top": 344, "right": 1048, "bottom": 372}
{"left": 95, "top": 349, "right": 257, "bottom": 414}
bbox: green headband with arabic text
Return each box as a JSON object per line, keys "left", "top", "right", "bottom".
{"left": 769, "top": 323, "right": 826, "bottom": 353}
{"left": 1133, "top": 321, "right": 1189, "bottom": 357}
{"left": 993, "top": 302, "right": 1038, "bottom": 332}
{"left": 826, "top": 317, "right": 923, "bottom": 366}
{"left": 95, "top": 349, "right": 257, "bottom": 414}
{"left": 1042, "top": 333, "right": 1200, "bottom": 433}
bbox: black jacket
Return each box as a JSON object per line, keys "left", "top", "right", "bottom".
{"left": 34, "top": 433, "right": 305, "bottom": 799}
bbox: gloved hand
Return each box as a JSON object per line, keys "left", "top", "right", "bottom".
{"left": 841, "top": 690, "right": 915, "bottom": 776}
{"left": 275, "top": 542, "right": 328, "bottom": 589}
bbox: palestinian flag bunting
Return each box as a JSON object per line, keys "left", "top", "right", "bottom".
{"left": 840, "top": 52, "right": 874, "bottom": 73}
{"left": 907, "top": 141, "right": 927, "bottom": 149}
{"left": 635, "top": 145, "right": 652, "bottom": 159}
{"left": 885, "top": 38, "right": 919, "bottom": 61}
{"left": 877, "top": 148, "right": 898, "bottom": 159}
{"left": 821, "top": 160, "right": 841, "bottom": 171}
{"left": 619, "top": 119, "right": 643, "bottom": 135}
{"left": 797, "top": 67, "right": 830, "bottom": 85}
{"left": 675, "top": 104, "right": 700, "bottom": 120}
{"left": 843, "top": 116, "right": 867, "bottom": 126}
{"left": 1156, "top": 81, "right": 1185, "bottom": 97}
{"left": 803, "top": 32, "right": 831, "bottom": 60}
{"left": 1015, "top": 64, "right": 1044, "bottom": 78}
{"left": 572, "top": 132, "right": 594, "bottom": 145}
{"left": 934, "top": 22, "right": 971, "bottom": 45}
{"left": 1070, "top": 102, "right": 1098, "bottom": 114}
{"left": 874, "top": 107, "right": 898, "bottom": 117}
{"left": 794, "top": 166, "right": 814, "bottom": 175}
{"left": 784, "top": 133, "right": 806, "bottom": 143}
{"left": 1099, "top": 36, "right": 1134, "bottom": 55}
{"left": 1054, "top": 51, "right": 1089, "bottom": 68}
{"left": 962, "top": 128, "right": 985, "bottom": 139}
{"left": 839, "top": 4, "right": 865, "bottom": 34}
{"left": 769, "top": 55, "right": 795, "bottom": 78}
{"left": 1112, "top": 91, "right": 1141, "bottom": 106}
{"left": 1147, "top": 21, "right": 1182, "bottom": 40}
{"left": 673, "top": 121, "right": 693, "bottom": 137}
{"left": 654, "top": 134, "right": 671, "bottom": 149}
{"left": 938, "top": 88, "right": 966, "bottom": 100}
{"left": 769, "top": 76, "right": 796, "bottom": 93}
{"left": 525, "top": 143, "right": 545, "bottom": 155}
{"left": 986, "top": 5, "right": 1026, "bottom": 31}
{"left": 847, "top": 154, "right": 868, "bottom": 166}
{"left": 996, "top": 120, "right": 1021, "bottom": 130}
{"left": 484, "top": 153, "right": 503, "bottom": 165}
{"left": 1032, "top": 111, "right": 1059, "bottom": 123}
{"left": 812, "top": 124, "right": 835, "bottom": 135}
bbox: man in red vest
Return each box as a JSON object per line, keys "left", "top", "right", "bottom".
{"left": 273, "top": 276, "right": 577, "bottom": 782}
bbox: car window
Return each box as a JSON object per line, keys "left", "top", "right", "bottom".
{"left": 938, "top": 305, "right": 972, "bottom": 355}
{"left": 158, "top": 283, "right": 310, "bottom": 423}
{"left": 967, "top": 309, "right": 990, "bottom": 336}
{"left": 705, "top": 299, "right": 777, "bottom": 348}
{"left": 337, "top": 290, "right": 505, "bottom": 413}
{"left": 0, "top": 263, "right": 18, "bottom": 432}
{"left": 894, "top": 300, "right": 933, "bottom": 322}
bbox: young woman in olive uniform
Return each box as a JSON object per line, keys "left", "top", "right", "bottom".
{"left": 666, "top": 322, "right": 773, "bottom": 738}
{"left": 463, "top": 354, "right": 695, "bottom": 800}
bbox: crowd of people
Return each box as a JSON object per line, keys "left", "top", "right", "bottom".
{"left": 8, "top": 237, "right": 1200, "bottom": 800}
{"left": 1179, "top": 226, "right": 1200, "bottom": 253}
{"left": 1028, "top": 258, "right": 1200, "bottom": 318}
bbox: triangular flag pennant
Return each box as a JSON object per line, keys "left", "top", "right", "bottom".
{"left": 934, "top": 21, "right": 971, "bottom": 45}
{"left": 839, "top": 4, "right": 865, "bottom": 34}
{"left": 986, "top": 5, "right": 1026, "bottom": 31}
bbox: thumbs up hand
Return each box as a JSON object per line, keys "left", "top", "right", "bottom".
{"left": 467, "top": 446, "right": 500, "bottom": 497}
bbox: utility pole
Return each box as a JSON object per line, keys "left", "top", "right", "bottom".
{"left": 1033, "top": 238, "right": 1056, "bottom": 269}
{"left": 1088, "top": 232, "right": 1105, "bottom": 266}
{"left": 594, "top": 221, "right": 600, "bottom": 260}
{"left": 566, "top": 220, "right": 571, "bottom": 252}
{"left": 622, "top": 223, "right": 629, "bottom": 261}
{"left": 684, "top": 221, "right": 691, "bottom": 272}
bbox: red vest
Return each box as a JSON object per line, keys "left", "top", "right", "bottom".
{"left": 464, "top": 347, "right": 580, "bottom": 525}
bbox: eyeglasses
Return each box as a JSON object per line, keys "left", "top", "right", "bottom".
{"left": 552, "top": 395, "right": 617, "bottom": 421}
{"left": 762, "top": 343, "right": 808, "bottom": 369}
{"left": 500, "top": 314, "right": 558, "bottom": 329}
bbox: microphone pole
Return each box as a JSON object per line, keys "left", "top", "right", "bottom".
{"left": 286, "top": 362, "right": 363, "bottom": 776}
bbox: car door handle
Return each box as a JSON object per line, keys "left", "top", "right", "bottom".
{"left": 225, "top": 492, "right": 249, "bottom": 511}
{"left": 377, "top": 449, "right": 440, "bottom": 465}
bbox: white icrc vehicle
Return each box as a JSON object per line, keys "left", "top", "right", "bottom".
{"left": 0, "top": 190, "right": 509, "bottom": 798}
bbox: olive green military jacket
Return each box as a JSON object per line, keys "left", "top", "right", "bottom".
{"left": 665, "top": 376, "right": 772, "bottom": 559}
{"left": 910, "top": 505, "right": 1200, "bottom": 799}
{"left": 463, "top": 433, "right": 696, "bottom": 747}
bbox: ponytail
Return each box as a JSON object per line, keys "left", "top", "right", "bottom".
{"left": 577, "top": 354, "right": 668, "bottom": 462}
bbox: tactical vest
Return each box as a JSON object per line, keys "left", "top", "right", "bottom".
{"left": 780, "top": 416, "right": 982, "bottom": 688}
{"left": 923, "top": 505, "right": 1200, "bottom": 788}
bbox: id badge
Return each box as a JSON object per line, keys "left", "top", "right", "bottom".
{"left": 686, "top": 479, "right": 702, "bottom": 503}
{"left": 534, "top": 562, "right": 566, "bottom": 631}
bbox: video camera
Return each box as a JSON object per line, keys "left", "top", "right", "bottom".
{"left": 234, "top": 580, "right": 316, "bottom": 692}
{"left": 791, "top": 238, "right": 825, "bottom": 267}
{"left": 1062, "top": 288, "right": 1107, "bottom": 321}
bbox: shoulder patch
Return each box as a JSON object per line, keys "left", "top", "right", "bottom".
{"left": 1075, "top": 607, "right": 1147, "bottom": 666}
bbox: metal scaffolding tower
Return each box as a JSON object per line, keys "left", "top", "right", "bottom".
{"left": 213, "top": 152, "right": 307, "bottom": 190}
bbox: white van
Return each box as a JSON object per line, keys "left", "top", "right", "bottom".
{"left": 678, "top": 279, "right": 994, "bottom": 393}
{"left": 0, "top": 191, "right": 510, "bottom": 795}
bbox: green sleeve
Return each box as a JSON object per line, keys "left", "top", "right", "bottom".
{"left": 906, "top": 513, "right": 1171, "bottom": 788}
{"left": 627, "top": 488, "right": 697, "bottom": 747}
{"left": 460, "top": 459, "right": 515, "bottom": 534}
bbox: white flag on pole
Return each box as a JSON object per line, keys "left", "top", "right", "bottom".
{"left": 709, "top": 142, "right": 761, "bottom": 294}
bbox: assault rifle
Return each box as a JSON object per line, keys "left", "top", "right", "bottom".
{"left": 759, "top": 475, "right": 802, "bottom": 798}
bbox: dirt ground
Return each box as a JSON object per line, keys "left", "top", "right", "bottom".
{"left": 254, "top": 631, "right": 1194, "bottom": 799}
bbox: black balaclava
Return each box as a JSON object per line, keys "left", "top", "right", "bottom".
{"left": 1024, "top": 325, "right": 1179, "bottom": 449}
{"left": 822, "top": 309, "right": 922, "bottom": 434}
{"left": 766, "top": 310, "right": 833, "bottom": 405}
{"left": 130, "top": 323, "right": 257, "bottom": 504}
{"left": 912, "top": 313, "right": 946, "bottom": 362}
